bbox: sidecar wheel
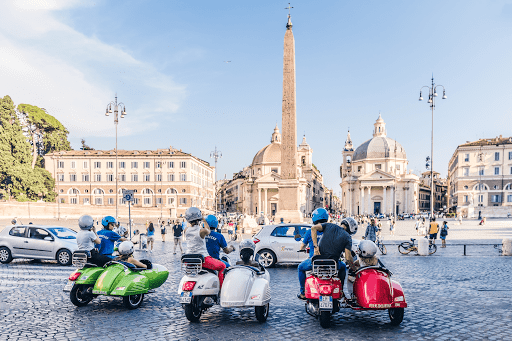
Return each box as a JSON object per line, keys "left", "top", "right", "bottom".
{"left": 70, "top": 284, "right": 93, "bottom": 307}
{"left": 123, "top": 294, "right": 144, "bottom": 309}
{"left": 388, "top": 307, "right": 404, "bottom": 325}
{"left": 184, "top": 303, "right": 202, "bottom": 322}
{"left": 319, "top": 311, "right": 331, "bottom": 328}
{"left": 255, "top": 303, "right": 269, "bottom": 323}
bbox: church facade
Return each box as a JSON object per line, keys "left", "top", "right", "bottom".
{"left": 340, "top": 115, "right": 420, "bottom": 216}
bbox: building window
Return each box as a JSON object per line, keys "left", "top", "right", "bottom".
{"left": 144, "top": 162, "right": 150, "bottom": 169}
{"left": 509, "top": 151, "right": 512, "bottom": 160}
{"left": 107, "top": 174, "right": 114, "bottom": 182}
{"left": 144, "top": 174, "right": 150, "bottom": 182}
{"left": 156, "top": 162, "right": 161, "bottom": 169}
{"left": 479, "top": 167, "right": 484, "bottom": 176}
{"left": 495, "top": 152, "right": 500, "bottom": 161}
{"left": 94, "top": 162, "right": 101, "bottom": 169}
{"left": 143, "top": 197, "right": 151, "bottom": 205}
{"left": 168, "top": 174, "right": 175, "bottom": 181}
{"left": 180, "top": 174, "right": 187, "bottom": 181}
{"left": 83, "top": 198, "right": 90, "bottom": 204}
{"left": 168, "top": 197, "right": 175, "bottom": 204}
{"left": 119, "top": 162, "right": 125, "bottom": 169}
{"left": 168, "top": 161, "right": 174, "bottom": 169}
{"left": 508, "top": 195, "right": 512, "bottom": 202}
{"left": 58, "top": 161, "right": 64, "bottom": 168}
{"left": 491, "top": 195, "right": 502, "bottom": 203}
{"left": 71, "top": 161, "right": 76, "bottom": 169}
{"left": 82, "top": 174, "right": 89, "bottom": 182}
{"left": 494, "top": 167, "right": 500, "bottom": 175}
{"left": 464, "top": 154, "right": 469, "bottom": 162}
{"left": 464, "top": 195, "right": 468, "bottom": 203}
{"left": 494, "top": 185, "right": 499, "bottom": 190}
{"left": 180, "top": 161, "right": 186, "bottom": 168}
{"left": 463, "top": 168, "right": 469, "bottom": 176}
{"left": 180, "top": 197, "right": 187, "bottom": 205}
{"left": 271, "top": 168, "right": 278, "bottom": 173}
{"left": 464, "top": 185, "right": 468, "bottom": 190}
{"left": 134, "top": 198, "right": 140, "bottom": 205}
{"left": 478, "top": 195, "right": 483, "bottom": 203}
{"left": 70, "top": 197, "right": 77, "bottom": 204}
{"left": 375, "top": 164, "right": 381, "bottom": 170}
{"left": 69, "top": 174, "right": 77, "bottom": 182}
{"left": 95, "top": 198, "right": 103, "bottom": 205}
{"left": 131, "top": 174, "right": 138, "bottom": 182}
{"left": 156, "top": 197, "right": 162, "bottom": 204}
{"left": 120, "top": 174, "right": 126, "bottom": 182}
{"left": 108, "top": 198, "right": 114, "bottom": 205}
{"left": 358, "top": 166, "right": 362, "bottom": 172}
{"left": 83, "top": 161, "right": 88, "bottom": 169}
{"left": 156, "top": 174, "right": 162, "bottom": 181}
{"left": 57, "top": 174, "right": 64, "bottom": 181}
{"left": 107, "top": 162, "right": 113, "bottom": 169}
{"left": 131, "top": 162, "right": 138, "bottom": 169}
{"left": 94, "top": 174, "right": 101, "bottom": 182}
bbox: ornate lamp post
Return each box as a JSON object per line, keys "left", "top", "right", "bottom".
{"left": 419, "top": 76, "right": 447, "bottom": 219}
{"left": 210, "top": 147, "right": 222, "bottom": 214}
{"left": 105, "top": 94, "right": 126, "bottom": 221}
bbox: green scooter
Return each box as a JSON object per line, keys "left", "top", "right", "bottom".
{"left": 64, "top": 250, "right": 169, "bottom": 309}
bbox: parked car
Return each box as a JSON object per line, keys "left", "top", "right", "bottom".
{"left": 0, "top": 225, "right": 78, "bottom": 265}
{"left": 253, "top": 224, "right": 359, "bottom": 268}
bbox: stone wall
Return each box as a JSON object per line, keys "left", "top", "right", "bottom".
{"left": 458, "top": 205, "right": 512, "bottom": 218}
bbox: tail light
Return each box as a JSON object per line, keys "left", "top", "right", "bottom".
{"left": 69, "top": 271, "right": 81, "bottom": 281}
{"left": 182, "top": 281, "right": 196, "bottom": 291}
{"left": 253, "top": 238, "right": 260, "bottom": 244}
{"left": 319, "top": 285, "right": 332, "bottom": 295}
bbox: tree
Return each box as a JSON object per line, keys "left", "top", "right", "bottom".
{"left": 80, "top": 139, "right": 94, "bottom": 150}
{"left": 17, "top": 104, "right": 72, "bottom": 168}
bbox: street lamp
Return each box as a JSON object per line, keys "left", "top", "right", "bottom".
{"left": 105, "top": 94, "right": 126, "bottom": 221}
{"left": 477, "top": 147, "right": 484, "bottom": 219}
{"left": 210, "top": 147, "right": 222, "bottom": 214}
{"left": 419, "top": 76, "right": 447, "bottom": 219}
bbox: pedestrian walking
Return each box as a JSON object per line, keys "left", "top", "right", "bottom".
{"left": 415, "top": 218, "right": 421, "bottom": 235}
{"left": 440, "top": 221, "right": 449, "bottom": 248}
{"left": 390, "top": 218, "right": 395, "bottom": 236}
{"left": 147, "top": 222, "right": 155, "bottom": 252}
{"left": 428, "top": 217, "right": 439, "bottom": 245}
{"left": 172, "top": 221, "right": 183, "bottom": 254}
{"left": 227, "top": 221, "right": 234, "bottom": 240}
{"left": 160, "top": 220, "right": 167, "bottom": 242}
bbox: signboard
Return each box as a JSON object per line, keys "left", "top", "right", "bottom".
{"left": 122, "top": 189, "right": 134, "bottom": 202}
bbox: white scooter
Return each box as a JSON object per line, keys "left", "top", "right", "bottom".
{"left": 178, "top": 254, "right": 271, "bottom": 322}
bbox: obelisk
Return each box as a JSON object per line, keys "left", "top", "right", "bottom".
{"left": 276, "top": 13, "right": 303, "bottom": 223}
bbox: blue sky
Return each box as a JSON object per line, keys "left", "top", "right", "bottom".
{"left": 1, "top": 0, "right": 512, "bottom": 192}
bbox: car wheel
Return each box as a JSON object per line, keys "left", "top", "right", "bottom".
{"left": 0, "top": 247, "right": 13, "bottom": 264}
{"left": 257, "top": 249, "right": 277, "bottom": 268}
{"left": 56, "top": 249, "right": 72, "bottom": 266}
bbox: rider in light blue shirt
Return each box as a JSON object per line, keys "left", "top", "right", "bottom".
{"left": 204, "top": 215, "right": 235, "bottom": 267}
{"left": 97, "top": 216, "right": 127, "bottom": 258}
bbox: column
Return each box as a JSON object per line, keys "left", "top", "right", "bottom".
{"left": 360, "top": 187, "right": 365, "bottom": 214}
{"left": 264, "top": 188, "right": 268, "bottom": 216}
{"left": 390, "top": 186, "right": 394, "bottom": 215}
{"left": 383, "top": 186, "right": 387, "bottom": 215}
{"left": 258, "top": 188, "right": 261, "bottom": 215}
{"left": 404, "top": 187, "right": 408, "bottom": 213}
{"left": 367, "top": 186, "right": 372, "bottom": 214}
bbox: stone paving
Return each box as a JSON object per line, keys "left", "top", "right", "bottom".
{"left": 1, "top": 235, "right": 511, "bottom": 341}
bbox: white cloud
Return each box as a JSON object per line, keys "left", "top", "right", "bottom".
{"left": 0, "top": 1, "right": 186, "bottom": 138}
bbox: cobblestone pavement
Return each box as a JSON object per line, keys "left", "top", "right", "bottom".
{"left": 1, "top": 240, "right": 511, "bottom": 340}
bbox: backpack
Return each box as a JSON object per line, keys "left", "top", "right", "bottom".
{"left": 440, "top": 226, "right": 448, "bottom": 237}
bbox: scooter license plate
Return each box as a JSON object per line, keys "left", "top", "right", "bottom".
{"left": 319, "top": 296, "right": 333, "bottom": 310}
{"left": 63, "top": 281, "right": 73, "bottom": 292}
{"left": 180, "top": 291, "right": 192, "bottom": 304}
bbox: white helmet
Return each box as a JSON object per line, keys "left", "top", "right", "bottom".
{"left": 358, "top": 240, "right": 378, "bottom": 258}
{"left": 240, "top": 239, "right": 256, "bottom": 252}
{"left": 78, "top": 215, "right": 94, "bottom": 230}
{"left": 118, "top": 241, "right": 134, "bottom": 256}
{"left": 185, "top": 207, "right": 202, "bottom": 223}
{"left": 341, "top": 217, "right": 358, "bottom": 235}
{"left": 115, "top": 225, "right": 128, "bottom": 237}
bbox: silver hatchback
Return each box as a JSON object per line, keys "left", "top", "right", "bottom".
{"left": 0, "top": 225, "right": 78, "bottom": 266}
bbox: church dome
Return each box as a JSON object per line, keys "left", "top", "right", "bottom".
{"left": 352, "top": 114, "right": 406, "bottom": 161}
{"left": 252, "top": 125, "right": 282, "bottom": 166}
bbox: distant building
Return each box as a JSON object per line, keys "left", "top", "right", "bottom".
{"left": 44, "top": 147, "right": 215, "bottom": 218}
{"left": 447, "top": 136, "right": 512, "bottom": 217}
{"left": 419, "top": 171, "right": 448, "bottom": 213}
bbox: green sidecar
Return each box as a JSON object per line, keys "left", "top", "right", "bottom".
{"left": 64, "top": 255, "right": 169, "bottom": 309}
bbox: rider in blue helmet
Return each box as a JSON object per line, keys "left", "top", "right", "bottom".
{"left": 97, "top": 216, "right": 128, "bottom": 258}
{"left": 205, "top": 215, "right": 235, "bottom": 267}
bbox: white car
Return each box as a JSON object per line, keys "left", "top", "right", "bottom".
{"left": 253, "top": 224, "right": 360, "bottom": 268}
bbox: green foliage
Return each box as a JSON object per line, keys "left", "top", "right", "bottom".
{"left": 17, "top": 103, "right": 72, "bottom": 154}
{"left": 0, "top": 96, "right": 57, "bottom": 202}
{"left": 81, "top": 139, "right": 94, "bottom": 150}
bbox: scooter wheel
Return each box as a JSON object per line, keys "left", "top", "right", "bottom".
{"left": 70, "top": 284, "right": 94, "bottom": 307}
{"left": 320, "top": 311, "right": 331, "bottom": 328}
{"left": 388, "top": 307, "right": 404, "bottom": 325}
{"left": 184, "top": 303, "right": 202, "bottom": 322}
{"left": 255, "top": 303, "right": 269, "bottom": 323}
{"left": 123, "top": 294, "right": 144, "bottom": 309}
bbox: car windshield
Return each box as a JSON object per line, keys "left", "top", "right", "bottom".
{"left": 47, "top": 227, "right": 77, "bottom": 239}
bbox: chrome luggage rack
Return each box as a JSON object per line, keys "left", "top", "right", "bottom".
{"left": 181, "top": 257, "right": 203, "bottom": 276}
{"left": 72, "top": 251, "right": 89, "bottom": 269}
{"left": 312, "top": 259, "right": 338, "bottom": 279}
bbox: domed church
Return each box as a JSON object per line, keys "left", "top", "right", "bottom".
{"left": 340, "top": 115, "right": 420, "bottom": 216}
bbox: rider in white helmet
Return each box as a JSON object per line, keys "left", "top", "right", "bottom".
{"left": 354, "top": 240, "right": 379, "bottom": 269}
{"left": 236, "top": 239, "right": 263, "bottom": 270}
{"left": 114, "top": 241, "right": 147, "bottom": 269}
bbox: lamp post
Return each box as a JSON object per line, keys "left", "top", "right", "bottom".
{"left": 210, "top": 147, "right": 222, "bottom": 214}
{"left": 419, "top": 76, "right": 447, "bottom": 219}
{"left": 477, "top": 147, "right": 484, "bottom": 219}
{"left": 105, "top": 94, "right": 126, "bottom": 221}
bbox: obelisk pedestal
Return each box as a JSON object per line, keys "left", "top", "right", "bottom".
{"left": 275, "top": 15, "right": 303, "bottom": 223}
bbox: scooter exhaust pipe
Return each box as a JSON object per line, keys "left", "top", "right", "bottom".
{"left": 306, "top": 302, "right": 319, "bottom": 317}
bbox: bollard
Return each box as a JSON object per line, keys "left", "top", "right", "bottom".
{"left": 503, "top": 238, "right": 512, "bottom": 256}
{"left": 418, "top": 238, "right": 429, "bottom": 256}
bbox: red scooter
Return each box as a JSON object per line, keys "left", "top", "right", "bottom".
{"left": 304, "top": 255, "right": 407, "bottom": 328}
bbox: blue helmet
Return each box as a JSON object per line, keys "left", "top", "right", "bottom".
{"left": 205, "top": 215, "right": 219, "bottom": 229}
{"left": 101, "top": 215, "right": 117, "bottom": 227}
{"left": 312, "top": 208, "right": 329, "bottom": 225}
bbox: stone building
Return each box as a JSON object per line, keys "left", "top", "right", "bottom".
{"left": 217, "top": 126, "right": 325, "bottom": 217}
{"left": 44, "top": 147, "right": 215, "bottom": 218}
{"left": 447, "top": 136, "right": 512, "bottom": 217}
{"left": 340, "top": 115, "right": 420, "bottom": 216}
{"left": 419, "top": 171, "right": 448, "bottom": 213}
